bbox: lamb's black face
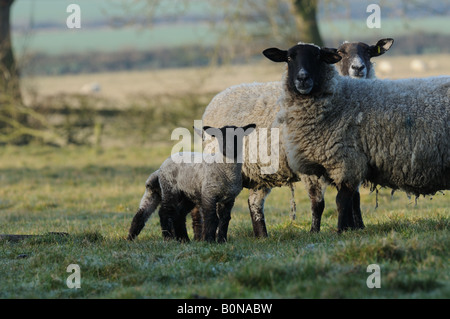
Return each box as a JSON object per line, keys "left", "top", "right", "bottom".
{"left": 336, "top": 38, "right": 394, "bottom": 78}
{"left": 203, "top": 124, "right": 256, "bottom": 161}
{"left": 263, "top": 44, "right": 341, "bottom": 95}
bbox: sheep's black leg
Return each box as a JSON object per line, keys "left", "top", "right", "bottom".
{"left": 217, "top": 200, "right": 234, "bottom": 243}
{"left": 248, "top": 187, "right": 271, "bottom": 238}
{"left": 201, "top": 200, "right": 219, "bottom": 243}
{"left": 307, "top": 184, "right": 325, "bottom": 233}
{"left": 336, "top": 184, "right": 355, "bottom": 233}
{"left": 352, "top": 190, "right": 365, "bottom": 229}
{"left": 190, "top": 206, "right": 203, "bottom": 241}
{"left": 310, "top": 198, "right": 325, "bottom": 232}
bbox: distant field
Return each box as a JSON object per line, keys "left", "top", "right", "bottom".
{"left": 12, "top": 16, "right": 450, "bottom": 55}
{"left": 22, "top": 53, "right": 450, "bottom": 105}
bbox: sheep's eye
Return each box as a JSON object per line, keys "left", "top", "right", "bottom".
{"left": 287, "top": 56, "right": 292, "bottom": 62}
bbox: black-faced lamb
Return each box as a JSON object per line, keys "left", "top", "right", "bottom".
{"left": 263, "top": 42, "right": 449, "bottom": 232}
{"left": 201, "top": 39, "right": 394, "bottom": 235}
{"left": 127, "top": 124, "right": 256, "bottom": 243}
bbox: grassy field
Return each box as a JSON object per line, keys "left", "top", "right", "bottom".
{"left": 2, "top": 55, "right": 450, "bottom": 299}
{"left": 0, "top": 144, "right": 448, "bottom": 299}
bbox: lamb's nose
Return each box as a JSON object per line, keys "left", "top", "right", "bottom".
{"left": 351, "top": 64, "right": 365, "bottom": 71}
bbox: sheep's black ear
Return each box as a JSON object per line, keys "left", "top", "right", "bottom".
{"left": 242, "top": 123, "right": 256, "bottom": 136}
{"left": 263, "top": 48, "right": 288, "bottom": 63}
{"left": 320, "top": 47, "right": 341, "bottom": 64}
{"left": 369, "top": 38, "right": 394, "bottom": 57}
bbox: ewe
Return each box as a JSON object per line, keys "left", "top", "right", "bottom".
{"left": 263, "top": 43, "right": 449, "bottom": 232}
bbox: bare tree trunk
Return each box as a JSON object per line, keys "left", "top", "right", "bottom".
{"left": 292, "top": 0, "right": 324, "bottom": 47}
{"left": 0, "top": 0, "right": 32, "bottom": 144}
{"left": 0, "top": 0, "right": 21, "bottom": 101}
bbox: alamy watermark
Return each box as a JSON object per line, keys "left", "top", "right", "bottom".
{"left": 366, "top": 264, "right": 381, "bottom": 288}
{"left": 66, "top": 264, "right": 81, "bottom": 289}
{"left": 66, "top": 4, "right": 81, "bottom": 29}
{"left": 366, "top": 4, "right": 381, "bottom": 29}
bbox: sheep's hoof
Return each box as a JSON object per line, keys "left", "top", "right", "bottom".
{"left": 217, "top": 237, "right": 228, "bottom": 244}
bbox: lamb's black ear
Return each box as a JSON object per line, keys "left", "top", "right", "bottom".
{"left": 242, "top": 123, "right": 256, "bottom": 136}
{"left": 320, "top": 47, "right": 341, "bottom": 64}
{"left": 203, "top": 126, "right": 217, "bottom": 137}
{"left": 263, "top": 48, "right": 288, "bottom": 63}
{"left": 369, "top": 38, "right": 394, "bottom": 57}
{"left": 193, "top": 126, "right": 203, "bottom": 138}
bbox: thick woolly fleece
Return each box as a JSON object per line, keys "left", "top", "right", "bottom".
{"left": 277, "top": 64, "right": 450, "bottom": 197}
{"left": 202, "top": 81, "right": 300, "bottom": 189}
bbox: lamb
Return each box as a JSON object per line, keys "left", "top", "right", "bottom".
{"left": 127, "top": 124, "right": 256, "bottom": 243}
{"left": 201, "top": 39, "right": 394, "bottom": 235}
{"left": 263, "top": 42, "right": 449, "bottom": 232}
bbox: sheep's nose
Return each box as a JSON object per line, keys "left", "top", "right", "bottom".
{"left": 351, "top": 64, "right": 365, "bottom": 71}
{"left": 297, "top": 69, "right": 310, "bottom": 81}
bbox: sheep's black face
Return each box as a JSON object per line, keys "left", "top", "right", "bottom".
{"left": 336, "top": 38, "right": 394, "bottom": 79}
{"left": 263, "top": 44, "right": 341, "bottom": 95}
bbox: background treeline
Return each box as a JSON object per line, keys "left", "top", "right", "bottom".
{"left": 21, "top": 33, "right": 450, "bottom": 76}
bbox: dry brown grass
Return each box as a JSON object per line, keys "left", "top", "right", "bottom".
{"left": 22, "top": 53, "right": 450, "bottom": 106}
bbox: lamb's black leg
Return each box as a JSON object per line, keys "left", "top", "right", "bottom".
{"left": 173, "top": 199, "right": 195, "bottom": 243}
{"left": 128, "top": 208, "right": 149, "bottom": 241}
{"left": 217, "top": 200, "right": 234, "bottom": 243}
{"left": 248, "top": 187, "right": 271, "bottom": 238}
{"left": 127, "top": 186, "right": 161, "bottom": 240}
{"left": 352, "top": 190, "right": 365, "bottom": 229}
{"left": 336, "top": 184, "right": 356, "bottom": 233}
{"left": 173, "top": 213, "right": 190, "bottom": 243}
{"left": 158, "top": 203, "right": 176, "bottom": 240}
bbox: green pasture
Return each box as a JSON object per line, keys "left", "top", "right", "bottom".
{"left": 0, "top": 144, "right": 448, "bottom": 298}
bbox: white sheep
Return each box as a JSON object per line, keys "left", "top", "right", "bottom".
{"left": 80, "top": 82, "right": 101, "bottom": 94}
{"left": 410, "top": 59, "right": 427, "bottom": 73}
{"left": 128, "top": 124, "right": 255, "bottom": 243}
{"left": 263, "top": 42, "right": 449, "bottom": 232}
{"left": 202, "top": 39, "right": 394, "bottom": 234}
